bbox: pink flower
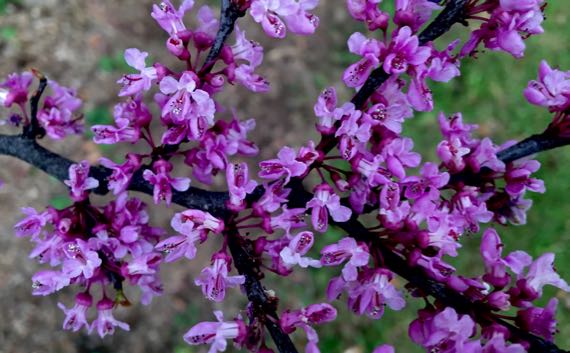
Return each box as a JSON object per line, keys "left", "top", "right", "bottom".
{"left": 259, "top": 146, "right": 307, "bottom": 182}
{"left": 279, "top": 231, "right": 321, "bottom": 268}
{"left": 117, "top": 48, "right": 157, "bottom": 97}
{"left": 143, "top": 160, "right": 191, "bottom": 205}
{"left": 90, "top": 298, "right": 130, "bottom": 338}
{"left": 516, "top": 298, "right": 558, "bottom": 341}
{"left": 307, "top": 184, "right": 352, "bottom": 233}
{"left": 320, "top": 237, "right": 369, "bottom": 281}
{"left": 31, "top": 270, "right": 70, "bottom": 296}
{"left": 505, "top": 160, "right": 545, "bottom": 196}
{"left": 314, "top": 87, "right": 338, "bottom": 134}
{"left": 372, "top": 344, "right": 395, "bottom": 353}
{"left": 62, "top": 240, "right": 102, "bottom": 279}
{"left": 383, "top": 26, "right": 430, "bottom": 75}
{"left": 151, "top": 0, "right": 194, "bottom": 35}
{"left": 283, "top": 0, "right": 320, "bottom": 36}
{"left": 64, "top": 161, "right": 99, "bottom": 201}
{"left": 195, "top": 253, "right": 245, "bottom": 302}
{"left": 346, "top": 0, "right": 388, "bottom": 31}
{"left": 0, "top": 72, "right": 32, "bottom": 107}
{"left": 250, "top": 0, "right": 299, "bottom": 38}
{"left": 57, "top": 292, "right": 92, "bottom": 332}
{"left": 99, "top": 154, "right": 142, "bottom": 195}
{"left": 227, "top": 162, "right": 258, "bottom": 211}
{"left": 346, "top": 268, "right": 405, "bottom": 318}
{"left": 14, "top": 207, "right": 52, "bottom": 237}
{"left": 184, "top": 311, "right": 245, "bottom": 353}
{"left": 524, "top": 60, "right": 570, "bottom": 111}
{"left": 280, "top": 303, "right": 337, "bottom": 353}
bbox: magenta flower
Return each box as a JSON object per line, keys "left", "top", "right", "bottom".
{"left": 57, "top": 292, "right": 92, "bottom": 332}
{"left": 279, "top": 231, "right": 321, "bottom": 269}
{"left": 151, "top": 0, "right": 194, "bottom": 35}
{"left": 117, "top": 48, "right": 158, "bottom": 97}
{"left": 314, "top": 87, "right": 338, "bottom": 134}
{"left": 280, "top": 303, "right": 337, "bottom": 353}
{"left": 394, "top": 0, "right": 441, "bottom": 32}
{"left": 320, "top": 237, "right": 369, "bottom": 281}
{"left": 347, "top": 0, "right": 388, "bottom": 31}
{"left": 382, "top": 137, "right": 421, "bottom": 179}
{"left": 437, "top": 137, "right": 470, "bottom": 172}
{"left": 335, "top": 103, "right": 371, "bottom": 160}
{"left": 467, "top": 138, "right": 506, "bottom": 173}
{"left": 91, "top": 120, "right": 140, "bottom": 144}
{"left": 403, "top": 162, "right": 449, "bottom": 200}
{"left": 307, "top": 184, "right": 352, "bottom": 233}
{"left": 31, "top": 270, "right": 70, "bottom": 296}
{"left": 523, "top": 253, "right": 570, "bottom": 296}
{"left": 0, "top": 72, "right": 32, "bottom": 107}
{"left": 524, "top": 60, "right": 570, "bottom": 111}
{"left": 259, "top": 146, "right": 307, "bottom": 182}
{"left": 184, "top": 311, "right": 245, "bottom": 353}
{"left": 224, "top": 117, "right": 259, "bottom": 156}
{"left": 250, "top": 0, "right": 299, "bottom": 38}
{"left": 227, "top": 162, "right": 258, "bottom": 211}
{"left": 383, "top": 26, "right": 430, "bottom": 75}
{"left": 90, "top": 297, "right": 130, "bottom": 338}
{"left": 99, "top": 154, "right": 142, "bottom": 195}
{"left": 505, "top": 160, "right": 545, "bottom": 196}
{"left": 195, "top": 253, "right": 245, "bottom": 302}
{"left": 62, "top": 240, "right": 102, "bottom": 279}
{"left": 143, "top": 160, "right": 191, "bottom": 205}
{"left": 283, "top": 0, "right": 319, "bottom": 35}
{"left": 516, "top": 298, "right": 558, "bottom": 341}
{"left": 343, "top": 32, "right": 382, "bottom": 88}
{"left": 64, "top": 161, "right": 99, "bottom": 201}
{"left": 482, "top": 332, "right": 526, "bottom": 353}
{"left": 14, "top": 207, "right": 52, "bottom": 237}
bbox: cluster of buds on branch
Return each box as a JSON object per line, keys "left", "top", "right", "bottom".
{"left": 1, "top": 0, "right": 570, "bottom": 352}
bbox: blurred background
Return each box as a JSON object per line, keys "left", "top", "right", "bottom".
{"left": 0, "top": 0, "right": 569, "bottom": 352}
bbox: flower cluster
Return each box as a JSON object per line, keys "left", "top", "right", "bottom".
{"left": 5, "top": 1, "right": 569, "bottom": 353}
{"left": 0, "top": 71, "right": 83, "bottom": 138}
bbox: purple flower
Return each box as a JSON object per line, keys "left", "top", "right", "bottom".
{"left": 0, "top": 72, "right": 32, "bottom": 107}
{"left": 259, "top": 146, "right": 307, "bottom": 182}
{"left": 347, "top": 0, "right": 388, "bottom": 31}
{"left": 334, "top": 103, "right": 370, "bottom": 160}
{"left": 99, "top": 154, "right": 142, "bottom": 195}
{"left": 467, "top": 138, "right": 506, "bottom": 173}
{"left": 320, "top": 237, "right": 369, "bottom": 281}
{"left": 232, "top": 26, "right": 264, "bottom": 68}
{"left": 227, "top": 162, "right": 258, "bottom": 211}
{"left": 184, "top": 311, "right": 245, "bottom": 353}
{"left": 280, "top": 303, "right": 337, "bottom": 353}
{"left": 394, "top": 0, "right": 441, "bottom": 32}
{"left": 269, "top": 206, "right": 307, "bottom": 235}
{"left": 151, "top": 0, "right": 194, "bottom": 35}
{"left": 90, "top": 297, "right": 130, "bottom": 338}
{"left": 279, "top": 231, "right": 321, "bottom": 268}
{"left": 57, "top": 292, "right": 92, "bottom": 332}
{"left": 382, "top": 137, "right": 421, "bottom": 179}
{"left": 480, "top": 228, "right": 512, "bottom": 288}
{"left": 250, "top": 0, "right": 299, "bottom": 38}
{"left": 437, "top": 137, "right": 470, "bottom": 172}
{"left": 482, "top": 332, "right": 526, "bottom": 353}
{"left": 234, "top": 64, "right": 271, "bottom": 93}
{"left": 383, "top": 26, "right": 430, "bottom": 75}
{"left": 403, "top": 162, "right": 449, "bottom": 200}
{"left": 314, "top": 87, "right": 338, "bottom": 134}
{"left": 14, "top": 207, "right": 52, "bottom": 237}
{"left": 195, "top": 253, "right": 245, "bottom": 302}
{"left": 523, "top": 253, "right": 570, "bottom": 296}
{"left": 343, "top": 32, "right": 382, "bottom": 88}
{"left": 505, "top": 160, "right": 545, "bottom": 196}
{"left": 283, "top": 0, "right": 319, "bottom": 35}
{"left": 92, "top": 120, "right": 140, "bottom": 144}
{"left": 224, "top": 117, "right": 259, "bottom": 156}
{"left": 143, "top": 160, "right": 191, "bottom": 205}
{"left": 307, "top": 184, "right": 352, "bottom": 233}
{"left": 64, "top": 161, "right": 99, "bottom": 201}
{"left": 524, "top": 60, "right": 570, "bottom": 111}
{"left": 31, "top": 270, "right": 70, "bottom": 296}
{"left": 62, "top": 240, "right": 102, "bottom": 279}
{"left": 118, "top": 48, "right": 157, "bottom": 97}
{"left": 38, "top": 106, "right": 84, "bottom": 140}
{"left": 409, "top": 307, "right": 477, "bottom": 353}
{"left": 516, "top": 298, "right": 558, "bottom": 341}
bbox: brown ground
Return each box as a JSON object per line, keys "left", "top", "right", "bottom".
{"left": 0, "top": 1, "right": 351, "bottom": 352}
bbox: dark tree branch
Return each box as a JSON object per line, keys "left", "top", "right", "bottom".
{"left": 497, "top": 133, "right": 570, "bottom": 164}
{"left": 23, "top": 73, "right": 47, "bottom": 139}
{"left": 226, "top": 229, "right": 300, "bottom": 353}
{"left": 200, "top": 0, "right": 246, "bottom": 74}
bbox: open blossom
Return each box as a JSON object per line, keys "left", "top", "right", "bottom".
{"left": 57, "top": 292, "right": 92, "bottom": 332}
{"left": 346, "top": 0, "right": 388, "bottom": 31}
{"left": 227, "top": 162, "right": 258, "bottom": 211}
{"left": 184, "top": 311, "right": 245, "bottom": 353}
{"left": 90, "top": 297, "right": 130, "bottom": 338}
{"left": 250, "top": 0, "right": 299, "bottom": 38}
{"left": 306, "top": 184, "right": 352, "bottom": 233}
{"left": 259, "top": 146, "right": 307, "bottom": 182}
{"left": 14, "top": 207, "right": 52, "bottom": 237}
{"left": 516, "top": 298, "right": 558, "bottom": 341}
{"left": 99, "top": 154, "right": 142, "bottom": 195}
{"left": 118, "top": 48, "right": 157, "bottom": 97}
{"left": 195, "top": 253, "right": 245, "bottom": 302}
{"left": 280, "top": 303, "right": 337, "bottom": 353}
{"left": 320, "top": 237, "right": 369, "bottom": 281}
{"left": 62, "top": 240, "right": 102, "bottom": 279}
{"left": 151, "top": 0, "right": 194, "bottom": 35}
{"left": 394, "top": 0, "right": 441, "bottom": 32}
{"left": 524, "top": 60, "right": 570, "bottom": 111}
{"left": 372, "top": 345, "right": 396, "bottom": 353}
{"left": 343, "top": 32, "right": 382, "bottom": 88}
{"left": 64, "top": 161, "right": 99, "bottom": 201}
{"left": 279, "top": 231, "right": 321, "bottom": 268}
{"left": 383, "top": 26, "right": 430, "bottom": 75}
{"left": 0, "top": 72, "right": 32, "bottom": 107}
{"left": 143, "top": 160, "right": 191, "bottom": 205}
